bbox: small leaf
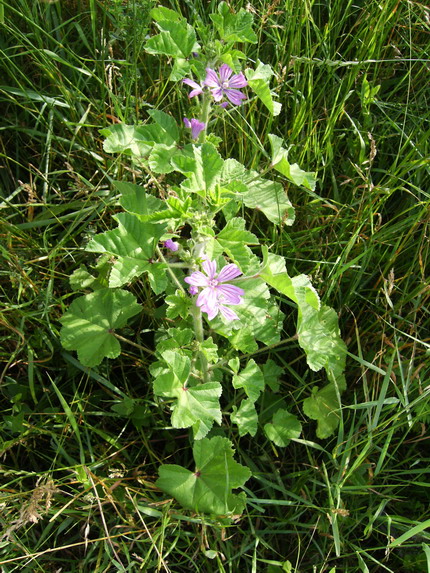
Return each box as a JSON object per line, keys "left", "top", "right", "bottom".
{"left": 59, "top": 289, "right": 141, "bottom": 367}
{"left": 246, "top": 62, "right": 281, "bottom": 116}
{"left": 268, "top": 134, "right": 317, "bottom": 191}
{"left": 264, "top": 409, "right": 302, "bottom": 447}
{"left": 232, "top": 359, "right": 265, "bottom": 403}
{"left": 231, "top": 398, "right": 258, "bottom": 437}
{"left": 302, "top": 384, "right": 341, "bottom": 439}
{"left": 216, "top": 217, "right": 260, "bottom": 273}
{"left": 153, "top": 351, "right": 222, "bottom": 439}
{"left": 262, "top": 359, "right": 284, "bottom": 392}
{"left": 156, "top": 436, "right": 251, "bottom": 515}
{"left": 165, "top": 290, "right": 192, "bottom": 319}
{"left": 242, "top": 175, "right": 295, "bottom": 225}
{"left": 86, "top": 212, "right": 167, "bottom": 289}
{"left": 173, "top": 143, "right": 224, "bottom": 195}
{"left": 101, "top": 124, "right": 152, "bottom": 156}
{"left": 145, "top": 20, "right": 199, "bottom": 59}
{"left": 210, "top": 1, "right": 257, "bottom": 43}
{"left": 114, "top": 181, "right": 168, "bottom": 219}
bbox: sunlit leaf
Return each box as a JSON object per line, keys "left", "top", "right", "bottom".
{"left": 60, "top": 289, "right": 141, "bottom": 367}
{"left": 264, "top": 409, "right": 302, "bottom": 447}
{"left": 145, "top": 20, "right": 199, "bottom": 59}
{"left": 210, "top": 2, "right": 257, "bottom": 43}
{"left": 302, "top": 384, "right": 342, "bottom": 439}
{"left": 232, "top": 359, "right": 265, "bottom": 402}
{"left": 246, "top": 61, "right": 281, "bottom": 116}
{"left": 268, "top": 134, "right": 317, "bottom": 191}
{"left": 153, "top": 351, "right": 222, "bottom": 439}
{"left": 86, "top": 212, "right": 167, "bottom": 289}
{"left": 156, "top": 436, "right": 251, "bottom": 515}
{"left": 231, "top": 398, "right": 258, "bottom": 437}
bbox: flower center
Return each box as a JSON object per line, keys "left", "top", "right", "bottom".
{"left": 209, "top": 278, "right": 219, "bottom": 287}
{"left": 221, "top": 80, "right": 230, "bottom": 89}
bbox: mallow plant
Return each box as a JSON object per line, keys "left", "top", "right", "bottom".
{"left": 59, "top": 3, "right": 347, "bottom": 518}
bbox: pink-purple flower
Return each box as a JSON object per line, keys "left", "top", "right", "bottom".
{"left": 182, "top": 77, "right": 204, "bottom": 98}
{"left": 164, "top": 239, "right": 179, "bottom": 252}
{"left": 204, "top": 64, "right": 247, "bottom": 105}
{"left": 183, "top": 117, "right": 206, "bottom": 140}
{"left": 184, "top": 258, "right": 244, "bottom": 321}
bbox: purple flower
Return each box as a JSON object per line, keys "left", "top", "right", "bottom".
{"left": 164, "top": 239, "right": 179, "bottom": 252}
{"left": 184, "top": 258, "right": 244, "bottom": 321}
{"left": 204, "top": 64, "right": 247, "bottom": 105}
{"left": 183, "top": 117, "right": 206, "bottom": 140}
{"left": 182, "top": 77, "right": 204, "bottom": 98}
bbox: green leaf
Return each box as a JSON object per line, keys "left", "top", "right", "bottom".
{"left": 242, "top": 175, "right": 295, "bottom": 225}
{"left": 148, "top": 144, "right": 179, "bottom": 173}
{"left": 114, "top": 181, "right": 168, "bottom": 220}
{"left": 260, "top": 252, "right": 320, "bottom": 311}
{"left": 216, "top": 217, "right": 260, "bottom": 273}
{"left": 262, "top": 359, "right": 284, "bottom": 392}
{"left": 165, "top": 290, "right": 192, "bottom": 319}
{"left": 302, "top": 384, "right": 342, "bottom": 439}
{"left": 232, "top": 359, "right": 265, "bottom": 402}
{"left": 264, "top": 409, "right": 302, "bottom": 447}
{"left": 200, "top": 337, "right": 219, "bottom": 363}
{"left": 172, "top": 143, "right": 224, "bottom": 195}
{"left": 156, "top": 436, "right": 251, "bottom": 515}
{"left": 59, "top": 289, "right": 141, "bottom": 367}
{"left": 153, "top": 351, "right": 222, "bottom": 439}
{"left": 101, "top": 124, "right": 152, "bottom": 157}
{"left": 268, "top": 134, "right": 317, "bottom": 191}
{"left": 210, "top": 2, "right": 257, "bottom": 43}
{"left": 297, "top": 304, "right": 347, "bottom": 385}
{"left": 246, "top": 62, "right": 281, "bottom": 116}
{"left": 260, "top": 249, "right": 347, "bottom": 437}
{"left": 86, "top": 212, "right": 167, "bottom": 289}
{"left": 231, "top": 398, "right": 258, "bottom": 437}
{"left": 101, "top": 111, "right": 178, "bottom": 158}
{"left": 145, "top": 20, "right": 199, "bottom": 59}
{"left": 146, "top": 109, "right": 179, "bottom": 144}
{"left": 150, "top": 6, "right": 184, "bottom": 23}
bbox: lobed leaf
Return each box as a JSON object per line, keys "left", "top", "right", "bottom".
{"left": 268, "top": 134, "right": 317, "bottom": 191}
{"left": 59, "top": 289, "right": 141, "bottom": 367}
{"left": 246, "top": 61, "right": 281, "bottom": 116}
{"left": 210, "top": 2, "right": 257, "bottom": 44}
{"left": 86, "top": 212, "right": 167, "bottom": 290}
{"left": 145, "top": 20, "right": 199, "bottom": 59}
{"left": 156, "top": 436, "right": 251, "bottom": 515}
{"left": 264, "top": 409, "right": 302, "bottom": 447}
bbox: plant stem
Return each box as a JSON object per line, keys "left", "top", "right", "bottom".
{"left": 156, "top": 246, "right": 186, "bottom": 292}
{"left": 190, "top": 303, "right": 209, "bottom": 384}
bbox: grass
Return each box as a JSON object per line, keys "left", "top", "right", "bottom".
{"left": 1, "top": 0, "right": 429, "bottom": 571}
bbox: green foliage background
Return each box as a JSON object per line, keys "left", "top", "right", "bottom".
{"left": 1, "top": 0, "right": 429, "bottom": 571}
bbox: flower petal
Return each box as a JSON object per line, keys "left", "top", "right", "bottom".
{"left": 219, "top": 304, "right": 240, "bottom": 321}
{"left": 200, "top": 302, "right": 219, "bottom": 320}
{"left": 216, "top": 284, "right": 244, "bottom": 304}
{"left": 204, "top": 68, "right": 220, "bottom": 88}
{"left": 217, "top": 263, "right": 242, "bottom": 282}
{"left": 225, "top": 89, "right": 247, "bottom": 105}
{"left": 228, "top": 72, "right": 248, "bottom": 88}
{"left": 219, "top": 64, "right": 233, "bottom": 83}
{"left": 182, "top": 78, "right": 203, "bottom": 98}
{"left": 209, "top": 87, "right": 224, "bottom": 102}
{"left": 201, "top": 258, "right": 217, "bottom": 279}
{"left": 184, "top": 271, "right": 209, "bottom": 287}
{"left": 196, "top": 286, "right": 217, "bottom": 311}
